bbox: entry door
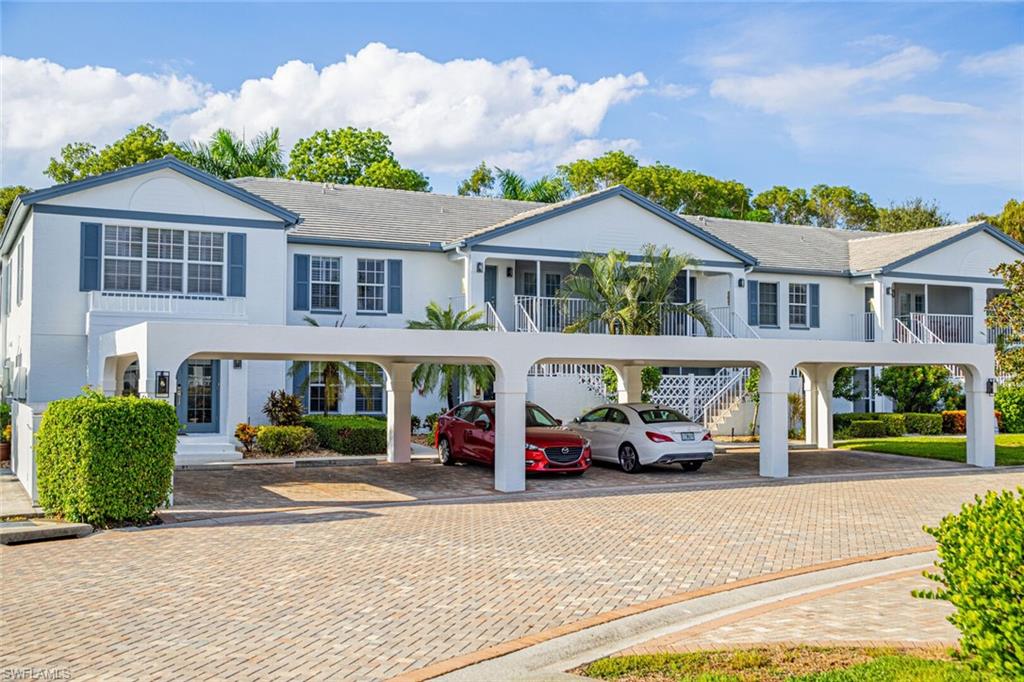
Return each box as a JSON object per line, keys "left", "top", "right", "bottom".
{"left": 484, "top": 265, "right": 498, "bottom": 309}
{"left": 176, "top": 360, "right": 220, "bottom": 433}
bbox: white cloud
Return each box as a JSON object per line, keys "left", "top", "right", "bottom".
{"left": 650, "top": 83, "right": 697, "bottom": 99}
{"left": 960, "top": 44, "right": 1024, "bottom": 77}
{"left": 862, "top": 95, "right": 980, "bottom": 116}
{"left": 1, "top": 44, "right": 649, "bottom": 185}
{"left": 709, "top": 46, "right": 941, "bottom": 114}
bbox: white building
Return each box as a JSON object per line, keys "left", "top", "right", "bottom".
{"left": 1, "top": 157, "right": 1015, "bottom": 491}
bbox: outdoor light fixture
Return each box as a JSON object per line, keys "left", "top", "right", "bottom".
{"left": 886, "top": 286, "right": 894, "bottom": 296}
{"left": 154, "top": 371, "right": 170, "bottom": 397}
{"left": 233, "top": 359, "right": 243, "bottom": 369}
{"left": 987, "top": 378, "right": 996, "bottom": 395}
{"left": 476, "top": 262, "right": 484, "bottom": 273}
{"left": 738, "top": 279, "right": 745, "bottom": 288}
{"left": 506, "top": 267, "right": 513, "bottom": 278}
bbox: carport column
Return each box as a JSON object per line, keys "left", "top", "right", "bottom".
{"left": 385, "top": 363, "right": 416, "bottom": 464}
{"left": 611, "top": 364, "right": 644, "bottom": 404}
{"left": 965, "top": 370, "right": 995, "bottom": 468}
{"left": 801, "top": 369, "right": 816, "bottom": 446}
{"left": 493, "top": 373, "right": 528, "bottom": 493}
{"left": 758, "top": 367, "right": 791, "bottom": 478}
{"left": 813, "top": 365, "right": 838, "bottom": 450}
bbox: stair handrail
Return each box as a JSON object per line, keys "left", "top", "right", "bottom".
{"left": 515, "top": 300, "right": 540, "bottom": 333}
{"left": 485, "top": 301, "right": 507, "bottom": 332}
{"left": 699, "top": 367, "right": 751, "bottom": 427}
{"left": 893, "top": 316, "right": 922, "bottom": 344}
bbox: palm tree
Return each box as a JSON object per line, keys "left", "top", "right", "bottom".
{"left": 407, "top": 302, "right": 495, "bottom": 409}
{"left": 558, "top": 245, "right": 713, "bottom": 336}
{"left": 183, "top": 128, "right": 285, "bottom": 179}
{"left": 495, "top": 168, "right": 570, "bottom": 203}
{"left": 286, "top": 316, "right": 371, "bottom": 415}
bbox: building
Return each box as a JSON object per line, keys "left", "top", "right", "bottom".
{"left": 0, "top": 157, "right": 1014, "bottom": 491}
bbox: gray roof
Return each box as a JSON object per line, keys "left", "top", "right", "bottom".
{"left": 230, "top": 178, "right": 543, "bottom": 246}
{"left": 846, "top": 221, "right": 983, "bottom": 273}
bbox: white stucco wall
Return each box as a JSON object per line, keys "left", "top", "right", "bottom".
{"left": 890, "top": 231, "right": 1020, "bottom": 279}
{"left": 743, "top": 272, "right": 867, "bottom": 344}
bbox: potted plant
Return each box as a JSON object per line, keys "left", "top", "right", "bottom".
{"left": 0, "top": 423, "right": 11, "bottom": 462}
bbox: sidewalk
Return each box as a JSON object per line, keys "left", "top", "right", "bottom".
{"left": 0, "top": 468, "right": 42, "bottom": 519}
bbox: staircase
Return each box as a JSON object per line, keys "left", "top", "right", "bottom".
{"left": 175, "top": 435, "right": 241, "bottom": 466}
{"left": 893, "top": 316, "right": 965, "bottom": 382}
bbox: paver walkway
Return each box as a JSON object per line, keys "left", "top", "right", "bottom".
{"left": 2, "top": 469, "right": 1018, "bottom": 681}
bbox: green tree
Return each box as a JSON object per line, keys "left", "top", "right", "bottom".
{"left": 875, "top": 366, "right": 960, "bottom": 413}
{"left": 558, "top": 245, "right": 712, "bottom": 336}
{"left": 558, "top": 150, "right": 640, "bottom": 194}
{"left": 286, "top": 127, "right": 429, "bottom": 191}
{"left": 407, "top": 302, "right": 494, "bottom": 410}
{"left": 807, "top": 184, "right": 879, "bottom": 230}
{"left": 832, "top": 367, "right": 863, "bottom": 402}
{"left": 875, "top": 198, "right": 951, "bottom": 233}
{"left": 44, "top": 124, "right": 183, "bottom": 183}
{"left": 495, "top": 168, "right": 569, "bottom": 203}
{"left": 181, "top": 128, "right": 285, "bottom": 179}
{"left": 285, "top": 316, "right": 370, "bottom": 415}
{"left": 987, "top": 260, "right": 1024, "bottom": 382}
{"left": 600, "top": 365, "right": 663, "bottom": 403}
{"left": 1, "top": 185, "right": 32, "bottom": 225}
{"left": 752, "top": 186, "right": 811, "bottom": 224}
{"left": 972, "top": 198, "right": 1024, "bottom": 243}
{"left": 457, "top": 162, "right": 495, "bottom": 196}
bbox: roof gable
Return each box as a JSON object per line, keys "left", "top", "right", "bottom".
{"left": 848, "top": 222, "right": 1024, "bottom": 274}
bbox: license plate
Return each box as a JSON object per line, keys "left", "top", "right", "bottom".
{"left": 678, "top": 432, "right": 695, "bottom": 441}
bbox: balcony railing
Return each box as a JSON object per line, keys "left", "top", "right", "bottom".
{"left": 850, "top": 312, "right": 879, "bottom": 342}
{"left": 513, "top": 295, "right": 716, "bottom": 335}
{"left": 88, "top": 291, "right": 247, "bottom": 319}
{"left": 898, "top": 313, "right": 973, "bottom": 344}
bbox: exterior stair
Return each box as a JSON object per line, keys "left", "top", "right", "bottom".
{"left": 175, "top": 435, "right": 241, "bottom": 466}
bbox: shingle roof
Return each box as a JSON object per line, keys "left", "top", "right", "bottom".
{"left": 846, "top": 221, "right": 983, "bottom": 273}
{"left": 230, "top": 178, "right": 543, "bottom": 246}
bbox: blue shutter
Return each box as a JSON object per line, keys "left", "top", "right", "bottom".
{"left": 747, "top": 280, "right": 759, "bottom": 326}
{"left": 227, "top": 233, "right": 246, "bottom": 297}
{"left": 809, "top": 283, "right": 820, "bottom": 328}
{"left": 387, "top": 259, "right": 403, "bottom": 314}
{"left": 292, "top": 361, "right": 309, "bottom": 412}
{"left": 293, "top": 254, "right": 309, "bottom": 311}
{"left": 79, "top": 222, "right": 101, "bottom": 292}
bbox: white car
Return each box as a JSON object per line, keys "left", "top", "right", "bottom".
{"left": 567, "top": 403, "right": 715, "bottom": 473}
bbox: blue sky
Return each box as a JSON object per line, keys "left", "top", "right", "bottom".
{"left": 3, "top": 2, "right": 1022, "bottom": 220}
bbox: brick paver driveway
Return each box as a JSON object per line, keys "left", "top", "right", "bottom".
{"left": 3, "top": 467, "right": 1021, "bottom": 680}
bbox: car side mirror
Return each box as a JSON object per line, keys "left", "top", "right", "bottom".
{"left": 555, "top": 418, "right": 563, "bottom": 426}
{"left": 474, "top": 419, "right": 490, "bottom": 431}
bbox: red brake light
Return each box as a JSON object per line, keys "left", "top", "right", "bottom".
{"left": 646, "top": 431, "right": 674, "bottom": 443}
{"left": 702, "top": 432, "right": 713, "bottom": 441}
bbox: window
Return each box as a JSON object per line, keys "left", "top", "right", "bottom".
{"left": 605, "top": 408, "right": 629, "bottom": 424}
{"left": 637, "top": 408, "right": 689, "bottom": 424}
{"left": 525, "top": 404, "right": 559, "bottom": 427}
{"left": 544, "top": 273, "right": 562, "bottom": 297}
{"left": 758, "top": 282, "right": 779, "bottom": 327}
{"left": 521, "top": 271, "right": 537, "bottom": 296}
{"left": 187, "top": 232, "right": 224, "bottom": 295}
{"left": 146, "top": 229, "right": 184, "bottom": 293}
{"left": 311, "top": 256, "right": 341, "bottom": 310}
{"left": 353, "top": 362, "right": 384, "bottom": 413}
{"left": 103, "top": 225, "right": 143, "bottom": 291}
{"left": 357, "top": 259, "right": 385, "bottom": 312}
{"left": 308, "top": 361, "right": 339, "bottom": 414}
{"left": 788, "top": 283, "right": 809, "bottom": 327}
{"left": 580, "top": 408, "right": 608, "bottom": 423}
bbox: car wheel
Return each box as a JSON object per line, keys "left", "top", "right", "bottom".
{"left": 438, "top": 437, "right": 456, "bottom": 466}
{"left": 680, "top": 461, "right": 703, "bottom": 472}
{"left": 618, "top": 443, "right": 642, "bottom": 474}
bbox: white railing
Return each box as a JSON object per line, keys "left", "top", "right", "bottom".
{"left": 700, "top": 367, "right": 752, "bottom": 428}
{"left": 485, "top": 302, "right": 506, "bottom": 332}
{"left": 515, "top": 299, "right": 540, "bottom": 333}
{"left": 513, "top": 295, "right": 723, "bottom": 336}
{"left": 988, "top": 325, "right": 1016, "bottom": 346}
{"left": 88, "top": 291, "right": 247, "bottom": 319}
{"left": 850, "top": 312, "right": 878, "bottom": 342}
{"left": 912, "top": 313, "right": 973, "bottom": 344}
{"left": 893, "top": 317, "right": 922, "bottom": 344}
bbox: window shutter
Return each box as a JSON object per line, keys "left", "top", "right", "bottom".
{"left": 387, "top": 259, "right": 403, "bottom": 314}
{"left": 292, "top": 361, "right": 309, "bottom": 412}
{"left": 79, "top": 222, "right": 102, "bottom": 292}
{"left": 809, "top": 283, "right": 820, "bottom": 328}
{"left": 293, "top": 254, "right": 309, "bottom": 311}
{"left": 747, "top": 280, "right": 759, "bottom": 326}
{"left": 227, "top": 233, "right": 246, "bottom": 297}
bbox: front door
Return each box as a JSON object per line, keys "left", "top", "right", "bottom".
{"left": 176, "top": 360, "right": 220, "bottom": 433}
{"left": 484, "top": 265, "right": 498, "bottom": 309}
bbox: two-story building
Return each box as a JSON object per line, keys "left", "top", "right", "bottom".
{"left": 1, "top": 157, "right": 1017, "bottom": 490}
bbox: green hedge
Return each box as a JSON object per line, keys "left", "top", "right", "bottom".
{"left": 302, "top": 415, "right": 387, "bottom": 455}
{"left": 877, "top": 413, "right": 906, "bottom": 437}
{"left": 995, "top": 383, "right": 1024, "bottom": 434}
{"left": 849, "top": 420, "right": 887, "bottom": 438}
{"left": 833, "top": 412, "right": 882, "bottom": 431}
{"left": 256, "top": 425, "right": 317, "bottom": 455}
{"left": 904, "top": 412, "right": 942, "bottom": 435}
{"left": 917, "top": 488, "right": 1024, "bottom": 677}
{"left": 36, "top": 391, "right": 178, "bottom": 526}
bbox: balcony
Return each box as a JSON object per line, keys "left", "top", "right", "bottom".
{"left": 87, "top": 291, "right": 247, "bottom": 319}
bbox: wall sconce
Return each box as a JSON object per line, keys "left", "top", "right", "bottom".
{"left": 885, "top": 286, "right": 893, "bottom": 296}
{"left": 475, "top": 262, "right": 484, "bottom": 273}
{"left": 154, "top": 371, "right": 170, "bottom": 397}
{"left": 233, "top": 359, "right": 243, "bottom": 370}
{"left": 986, "top": 378, "right": 996, "bottom": 395}
{"left": 737, "top": 278, "right": 745, "bottom": 288}
{"left": 506, "top": 267, "right": 513, "bottom": 278}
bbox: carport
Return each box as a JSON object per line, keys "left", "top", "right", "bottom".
{"left": 95, "top": 321, "right": 998, "bottom": 493}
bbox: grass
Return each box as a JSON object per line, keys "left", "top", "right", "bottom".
{"left": 578, "top": 646, "right": 988, "bottom": 681}
{"left": 835, "top": 433, "right": 1024, "bottom": 466}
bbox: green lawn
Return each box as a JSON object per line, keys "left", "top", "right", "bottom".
{"left": 579, "top": 648, "right": 987, "bottom": 681}
{"left": 836, "top": 434, "right": 1024, "bottom": 466}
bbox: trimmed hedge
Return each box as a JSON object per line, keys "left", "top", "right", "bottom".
{"left": 36, "top": 391, "right": 178, "bottom": 526}
{"left": 943, "top": 410, "right": 1005, "bottom": 434}
{"left": 904, "top": 412, "right": 942, "bottom": 435}
{"left": 833, "top": 412, "right": 882, "bottom": 431}
{"left": 850, "top": 420, "right": 887, "bottom": 438}
{"left": 917, "top": 488, "right": 1024, "bottom": 678}
{"left": 302, "top": 415, "right": 387, "bottom": 455}
{"left": 256, "top": 425, "right": 317, "bottom": 455}
{"left": 995, "top": 383, "right": 1024, "bottom": 433}
{"left": 878, "top": 413, "right": 906, "bottom": 437}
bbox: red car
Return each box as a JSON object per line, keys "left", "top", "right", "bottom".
{"left": 435, "top": 401, "right": 592, "bottom": 474}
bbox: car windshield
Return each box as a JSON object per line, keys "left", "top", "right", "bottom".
{"left": 525, "top": 405, "right": 559, "bottom": 427}
{"left": 637, "top": 408, "right": 690, "bottom": 424}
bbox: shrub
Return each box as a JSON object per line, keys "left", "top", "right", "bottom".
{"left": 262, "top": 390, "right": 304, "bottom": 426}
{"left": 849, "top": 420, "right": 887, "bottom": 438}
{"left": 917, "top": 488, "right": 1024, "bottom": 678}
{"left": 36, "top": 391, "right": 178, "bottom": 526}
{"left": 876, "top": 365, "right": 960, "bottom": 413}
{"left": 410, "top": 414, "right": 422, "bottom": 434}
{"left": 833, "top": 412, "right": 881, "bottom": 431}
{"left": 995, "top": 383, "right": 1024, "bottom": 433}
{"left": 1, "top": 424, "right": 10, "bottom": 444}
{"left": 256, "top": 425, "right": 317, "bottom": 456}
{"left": 424, "top": 412, "right": 440, "bottom": 436}
{"left": 0, "top": 401, "right": 10, "bottom": 430}
{"left": 234, "top": 422, "right": 259, "bottom": 453}
{"left": 878, "top": 413, "right": 906, "bottom": 437}
{"left": 942, "top": 410, "right": 1004, "bottom": 434}
{"left": 903, "top": 412, "right": 942, "bottom": 435}
{"left": 302, "top": 415, "right": 386, "bottom": 455}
